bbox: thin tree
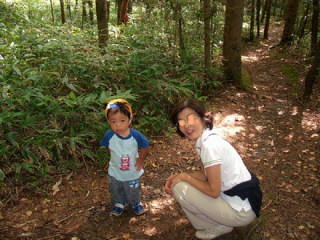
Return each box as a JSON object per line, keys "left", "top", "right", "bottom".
{"left": 261, "top": 0, "right": 267, "bottom": 23}
{"left": 177, "top": 3, "right": 184, "bottom": 50}
{"left": 250, "top": 0, "right": 255, "bottom": 41}
{"left": 303, "top": 39, "right": 320, "bottom": 101}
{"left": 272, "top": 0, "right": 277, "bottom": 16}
{"left": 222, "top": 0, "right": 245, "bottom": 88}
{"left": 60, "top": 0, "right": 66, "bottom": 24}
{"left": 88, "top": 0, "right": 94, "bottom": 24}
{"left": 298, "top": 1, "right": 310, "bottom": 41}
{"left": 311, "top": 0, "right": 319, "bottom": 55}
{"left": 280, "top": 0, "right": 300, "bottom": 45}
{"left": 67, "top": 0, "right": 72, "bottom": 19}
{"left": 263, "top": 0, "right": 272, "bottom": 39}
{"left": 128, "top": 0, "right": 132, "bottom": 13}
{"left": 96, "top": 0, "right": 109, "bottom": 46}
{"left": 256, "top": 0, "right": 261, "bottom": 37}
{"left": 50, "top": 0, "right": 55, "bottom": 23}
{"left": 82, "top": 0, "right": 87, "bottom": 29}
{"left": 119, "top": 0, "right": 129, "bottom": 25}
{"left": 279, "top": 0, "right": 285, "bottom": 17}
{"left": 204, "top": 0, "right": 211, "bottom": 80}
{"left": 117, "top": 0, "right": 122, "bottom": 24}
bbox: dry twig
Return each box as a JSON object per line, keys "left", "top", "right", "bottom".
{"left": 261, "top": 200, "right": 272, "bottom": 211}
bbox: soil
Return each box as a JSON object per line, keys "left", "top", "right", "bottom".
{"left": 0, "top": 22, "right": 319, "bottom": 240}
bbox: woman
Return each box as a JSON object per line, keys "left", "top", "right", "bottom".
{"left": 165, "top": 99, "right": 262, "bottom": 240}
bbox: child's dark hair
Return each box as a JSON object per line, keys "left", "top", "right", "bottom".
{"left": 170, "top": 98, "right": 213, "bottom": 137}
{"left": 107, "top": 103, "right": 130, "bottom": 119}
{"left": 106, "top": 101, "right": 132, "bottom": 120}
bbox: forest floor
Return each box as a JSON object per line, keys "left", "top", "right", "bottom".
{"left": 0, "top": 22, "right": 319, "bottom": 240}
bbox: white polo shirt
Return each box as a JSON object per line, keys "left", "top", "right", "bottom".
{"left": 196, "top": 128, "right": 252, "bottom": 212}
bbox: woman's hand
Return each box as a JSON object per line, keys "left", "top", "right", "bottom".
{"left": 165, "top": 173, "right": 184, "bottom": 195}
{"left": 165, "top": 174, "right": 176, "bottom": 195}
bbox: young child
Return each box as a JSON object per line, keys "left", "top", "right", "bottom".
{"left": 100, "top": 99, "right": 150, "bottom": 216}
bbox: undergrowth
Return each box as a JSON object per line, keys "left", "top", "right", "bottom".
{"left": 0, "top": 1, "right": 224, "bottom": 186}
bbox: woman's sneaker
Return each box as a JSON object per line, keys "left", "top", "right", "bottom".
{"left": 111, "top": 203, "right": 125, "bottom": 216}
{"left": 132, "top": 203, "right": 145, "bottom": 215}
{"left": 195, "top": 225, "right": 233, "bottom": 239}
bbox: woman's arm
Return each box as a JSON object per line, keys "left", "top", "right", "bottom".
{"left": 165, "top": 165, "right": 221, "bottom": 198}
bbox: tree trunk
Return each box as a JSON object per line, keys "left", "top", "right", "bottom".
{"left": 60, "top": 0, "right": 66, "bottom": 24}
{"left": 279, "top": 0, "right": 285, "bottom": 17}
{"left": 119, "top": 0, "right": 129, "bottom": 25}
{"left": 311, "top": 0, "right": 319, "bottom": 55}
{"left": 280, "top": 0, "right": 300, "bottom": 45}
{"left": 96, "top": 0, "right": 109, "bottom": 46}
{"left": 256, "top": 0, "right": 261, "bottom": 37}
{"left": 82, "top": 0, "right": 87, "bottom": 20}
{"left": 178, "top": 4, "right": 184, "bottom": 50}
{"left": 128, "top": 0, "right": 133, "bottom": 13}
{"left": 303, "top": 40, "right": 320, "bottom": 100}
{"left": 298, "top": 2, "right": 310, "bottom": 41}
{"left": 272, "top": 0, "right": 277, "bottom": 16}
{"left": 117, "top": 0, "right": 122, "bottom": 24}
{"left": 223, "top": 0, "right": 245, "bottom": 88}
{"left": 263, "top": 0, "right": 272, "bottom": 39}
{"left": 250, "top": 0, "right": 255, "bottom": 41}
{"left": 261, "top": 0, "right": 267, "bottom": 23}
{"left": 204, "top": 0, "right": 211, "bottom": 80}
{"left": 50, "top": 0, "right": 55, "bottom": 23}
{"left": 67, "top": 0, "right": 72, "bottom": 19}
{"left": 88, "top": 0, "right": 94, "bottom": 25}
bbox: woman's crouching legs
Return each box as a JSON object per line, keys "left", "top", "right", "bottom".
{"left": 172, "top": 182, "right": 255, "bottom": 230}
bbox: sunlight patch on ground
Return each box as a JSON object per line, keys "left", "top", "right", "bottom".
{"left": 255, "top": 125, "right": 264, "bottom": 132}
{"left": 291, "top": 106, "right": 299, "bottom": 116}
{"left": 277, "top": 109, "right": 285, "bottom": 115}
{"left": 284, "top": 132, "right": 294, "bottom": 142}
{"left": 142, "top": 194, "right": 189, "bottom": 236}
{"left": 301, "top": 111, "right": 320, "bottom": 131}
{"left": 242, "top": 55, "right": 259, "bottom": 63}
{"left": 213, "top": 113, "right": 246, "bottom": 138}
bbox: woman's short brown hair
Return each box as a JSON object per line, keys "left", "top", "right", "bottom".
{"left": 170, "top": 98, "right": 213, "bottom": 137}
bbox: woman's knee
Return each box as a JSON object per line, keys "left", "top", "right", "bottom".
{"left": 172, "top": 182, "right": 190, "bottom": 201}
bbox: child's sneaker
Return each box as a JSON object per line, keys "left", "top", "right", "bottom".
{"left": 132, "top": 203, "right": 145, "bottom": 215}
{"left": 111, "top": 203, "right": 124, "bottom": 216}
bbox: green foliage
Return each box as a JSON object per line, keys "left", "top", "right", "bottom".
{"left": 0, "top": 0, "right": 224, "bottom": 185}
{"left": 280, "top": 63, "right": 301, "bottom": 94}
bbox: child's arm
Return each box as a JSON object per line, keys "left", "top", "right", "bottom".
{"left": 135, "top": 147, "right": 148, "bottom": 171}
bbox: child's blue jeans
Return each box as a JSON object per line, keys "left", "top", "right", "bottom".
{"left": 108, "top": 175, "right": 141, "bottom": 207}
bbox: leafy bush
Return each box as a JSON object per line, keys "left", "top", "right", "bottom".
{"left": 0, "top": 1, "right": 223, "bottom": 184}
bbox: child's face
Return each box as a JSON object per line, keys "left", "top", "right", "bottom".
{"left": 177, "top": 107, "right": 205, "bottom": 140}
{"left": 108, "top": 111, "right": 131, "bottom": 137}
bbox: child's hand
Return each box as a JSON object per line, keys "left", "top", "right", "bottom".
{"left": 135, "top": 157, "right": 144, "bottom": 171}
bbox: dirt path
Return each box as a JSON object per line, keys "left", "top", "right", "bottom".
{"left": 0, "top": 23, "right": 319, "bottom": 240}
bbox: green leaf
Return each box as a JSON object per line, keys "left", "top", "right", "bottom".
{"left": 0, "top": 169, "right": 5, "bottom": 181}
{"left": 22, "top": 149, "right": 39, "bottom": 164}
{"left": 12, "top": 65, "right": 21, "bottom": 76}
{"left": 5, "top": 132, "right": 19, "bottom": 148}
{"left": 70, "top": 92, "right": 76, "bottom": 100}
{"left": 67, "top": 84, "right": 78, "bottom": 92}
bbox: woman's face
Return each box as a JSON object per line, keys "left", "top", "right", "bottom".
{"left": 177, "top": 107, "right": 205, "bottom": 140}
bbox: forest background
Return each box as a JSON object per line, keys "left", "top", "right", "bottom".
{"left": 0, "top": 0, "right": 319, "bottom": 239}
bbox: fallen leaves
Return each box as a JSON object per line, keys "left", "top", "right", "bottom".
{"left": 26, "top": 211, "right": 32, "bottom": 217}
{"left": 52, "top": 177, "right": 62, "bottom": 196}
